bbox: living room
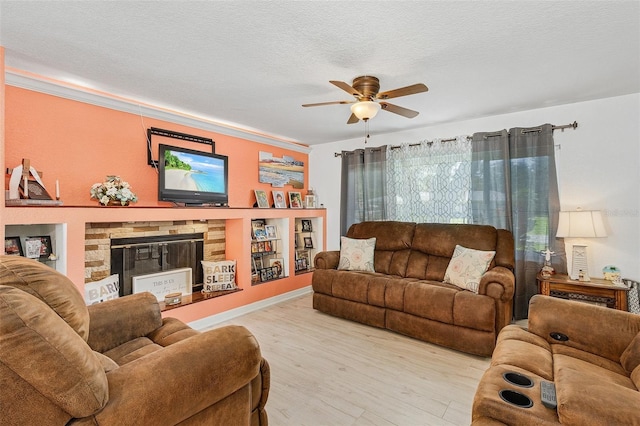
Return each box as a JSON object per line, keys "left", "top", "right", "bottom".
{"left": 1, "top": 2, "right": 640, "bottom": 425}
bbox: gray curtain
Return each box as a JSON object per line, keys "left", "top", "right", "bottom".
{"left": 472, "top": 124, "right": 566, "bottom": 319}
{"left": 340, "top": 146, "right": 387, "bottom": 236}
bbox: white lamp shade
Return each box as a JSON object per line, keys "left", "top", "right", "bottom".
{"left": 556, "top": 210, "right": 607, "bottom": 238}
{"left": 350, "top": 101, "right": 381, "bottom": 120}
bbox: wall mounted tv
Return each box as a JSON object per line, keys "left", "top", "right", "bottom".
{"left": 158, "top": 144, "right": 229, "bottom": 207}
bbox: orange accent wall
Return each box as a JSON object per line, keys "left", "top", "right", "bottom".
{"left": 2, "top": 81, "right": 323, "bottom": 324}
{"left": 4, "top": 86, "right": 308, "bottom": 207}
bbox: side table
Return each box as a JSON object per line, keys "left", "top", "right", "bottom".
{"left": 537, "top": 273, "right": 629, "bottom": 311}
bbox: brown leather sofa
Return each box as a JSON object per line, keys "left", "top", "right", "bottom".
{"left": 472, "top": 295, "right": 640, "bottom": 425}
{"left": 312, "top": 221, "right": 515, "bottom": 357}
{"left": 0, "top": 255, "right": 269, "bottom": 425}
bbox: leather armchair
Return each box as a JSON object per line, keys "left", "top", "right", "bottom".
{"left": 0, "top": 255, "right": 269, "bottom": 425}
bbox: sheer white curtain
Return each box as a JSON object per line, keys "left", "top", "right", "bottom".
{"left": 386, "top": 136, "right": 472, "bottom": 224}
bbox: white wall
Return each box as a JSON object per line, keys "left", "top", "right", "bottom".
{"left": 310, "top": 93, "right": 640, "bottom": 280}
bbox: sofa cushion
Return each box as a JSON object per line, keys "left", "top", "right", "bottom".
{"left": 490, "top": 329, "right": 554, "bottom": 381}
{"left": 0, "top": 255, "right": 90, "bottom": 341}
{"left": 552, "top": 344, "right": 628, "bottom": 376}
{"left": 444, "top": 245, "right": 496, "bottom": 293}
{"left": 337, "top": 236, "right": 376, "bottom": 272}
{"left": 104, "top": 337, "right": 163, "bottom": 365}
{"left": 0, "top": 285, "right": 108, "bottom": 417}
{"left": 453, "top": 291, "right": 496, "bottom": 331}
{"left": 554, "top": 353, "right": 635, "bottom": 390}
{"left": 621, "top": 332, "right": 640, "bottom": 374}
{"left": 555, "top": 365, "right": 640, "bottom": 425}
{"left": 347, "top": 221, "right": 415, "bottom": 275}
{"left": 404, "top": 281, "right": 457, "bottom": 324}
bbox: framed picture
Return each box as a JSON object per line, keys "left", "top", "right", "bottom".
{"left": 265, "top": 224, "right": 277, "bottom": 239}
{"left": 301, "top": 219, "right": 313, "bottom": 232}
{"left": 251, "top": 219, "right": 267, "bottom": 240}
{"left": 29, "top": 235, "right": 53, "bottom": 259}
{"left": 19, "top": 179, "right": 53, "bottom": 200}
{"left": 305, "top": 195, "right": 316, "bottom": 208}
{"left": 4, "top": 237, "right": 23, "bottom": 256}
{"left": 270, "top": 258, "right": 284, "bottom": 278}
{"left": 289, "top": 191, "right": 303, "bottom": 208}
{"left": 254, "top": 189, "right": 270, "bottom": 208}
{"left": 272, "top": 190, "right": 287, "bottom": 208}
{"left": 24, "top": 237, "right": 42, "bottom": 259}
{"left": 304, "top": 236, "right": 314, "bottom": 249}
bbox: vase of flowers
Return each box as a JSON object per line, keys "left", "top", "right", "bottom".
{"left": 90, "top": 175, "right": 138, "bottom": 206}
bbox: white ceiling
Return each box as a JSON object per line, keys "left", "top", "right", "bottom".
{"left": 1, "top": 1, "right": 639, "bottom": 146}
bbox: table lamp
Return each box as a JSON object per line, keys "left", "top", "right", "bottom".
{"left": 556, "top": 209, "right": 607, "bottom": 281}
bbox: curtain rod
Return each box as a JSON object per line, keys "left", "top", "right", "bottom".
{"left": 484, "top": 121, "right": 578, "bottom": 138}
{"left": 334, "top": 121, "right": 578, "bottom": 157}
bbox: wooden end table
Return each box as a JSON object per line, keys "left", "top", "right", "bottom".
{"left": 537, "top": 273, "right": 629, "bottom": 311}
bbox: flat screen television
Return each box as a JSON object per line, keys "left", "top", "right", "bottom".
{"left": 158, "top": 144, "right": 229, "bottom": 206}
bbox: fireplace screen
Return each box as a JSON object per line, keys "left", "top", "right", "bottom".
{"left": 111, "top": 233, "right": 204, "bottom": 296}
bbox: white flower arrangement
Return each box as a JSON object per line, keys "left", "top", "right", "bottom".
{"left": 90, "top": 175, "right": 138, "bottom": 206}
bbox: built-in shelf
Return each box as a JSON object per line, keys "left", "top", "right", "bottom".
{"left": 2, "top": 205, "right": 326, "bottom": 323}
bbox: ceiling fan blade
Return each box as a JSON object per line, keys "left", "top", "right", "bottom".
{"left": 302, "top": 100, "right": 354, "bottom": 107}
{"left": 380, "top": 102, "right": 419, "bottom": 118}
{"left": 330, "top": 80, "right": 364, "bottom": 98}
{"left": 377, "top": 83, "right": 428, "bottom": 100}
{"left": 347, "top": 113, "right": 359, "bottom": 124}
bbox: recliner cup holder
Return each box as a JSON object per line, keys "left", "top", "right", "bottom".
{"left": 499, "top": 389, "right": 533, "bottom": 408}
{"left": 503, "top": 372, "right": 534, "bottom": 388}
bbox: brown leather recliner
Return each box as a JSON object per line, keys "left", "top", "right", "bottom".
{"left": 0, "top": 255, "right": 269, "bottom": 425}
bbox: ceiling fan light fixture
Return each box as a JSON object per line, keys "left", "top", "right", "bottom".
{"left": 350, "top": 101, "right": 381, "bottom": 121}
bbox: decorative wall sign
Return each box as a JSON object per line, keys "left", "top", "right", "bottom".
{"left": 258, "top": 151, "right": 304, "bottom": 188}
{"left": 132, "top": 268, "right": 192, "bottom": 301}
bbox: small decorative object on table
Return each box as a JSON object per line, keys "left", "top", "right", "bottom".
{"left": 539, "top": 248, "right": 555, "bottom": 278}
{"left": 90, "top": 175, "right": 138, "bottom": 206}
{"left": 164, "top": 292, "right": 182, "bottom": 306}
{"left": 602, "top": 265, "right": 622, "bottom": 283}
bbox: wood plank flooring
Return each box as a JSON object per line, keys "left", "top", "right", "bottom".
{"left": 209, "top": 293, "right": 490, "bottom": 425}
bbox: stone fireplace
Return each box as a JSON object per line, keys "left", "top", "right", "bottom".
{"left": 85, "top": 220, "right": 226, "bottom": 295}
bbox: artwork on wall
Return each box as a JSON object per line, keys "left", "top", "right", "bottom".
{"left": 258, "top": 151, "right": 304, "bottom": 189}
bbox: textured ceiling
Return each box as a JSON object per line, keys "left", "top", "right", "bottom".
{"left": 1, "top": 1, "right": 639, "bottom": 145}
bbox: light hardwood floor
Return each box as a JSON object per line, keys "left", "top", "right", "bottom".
{"left": 211, "top": 292, "right": 490, "bottom": 426}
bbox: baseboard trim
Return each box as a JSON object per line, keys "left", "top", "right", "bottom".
{"left": 189, "top": 285, "right": 313, "bottom": 331}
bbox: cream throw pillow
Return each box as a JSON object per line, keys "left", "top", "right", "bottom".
{"left": 201, "top": 260, "right": 237, "bottom": 292}
{"left": 444, "top": 245, "right": 496, "bottom": 293}
{"left": 337, "top": 236, "right": 376, "bottom": 272}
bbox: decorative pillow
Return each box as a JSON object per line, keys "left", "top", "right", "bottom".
{"left": 337, "top": 237, "right": 376, "bottom": 272}
{"left": 84, "top": 274, "right": 120, "bottom": 305}
{"left": 201, "top": 260, "right": 237, "bottom": 292}
{"left": 444, "top": 245, "right": 496, "bottom": 293}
